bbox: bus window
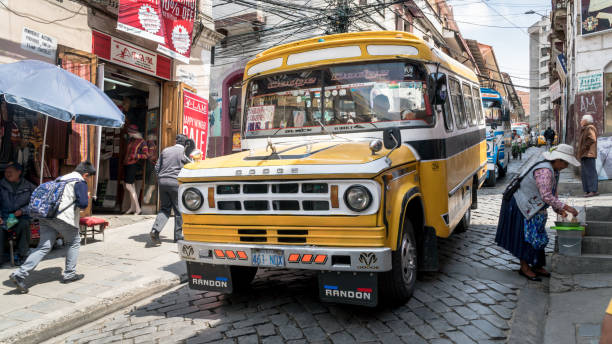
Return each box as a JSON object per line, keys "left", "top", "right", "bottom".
{"left": 243, "top": 61, "right": 434, "bottom": 137}
{"left": 472, "top": 86, "right": 484, "bottom": 125}
{"left": 438, "top": 76, "right": 453, "bottom": 131}
{"left": 462, "top": 84, "right": 476, "bottom": 127}
{"left": 449, "top": 78, "right": 466, "bottom": 129}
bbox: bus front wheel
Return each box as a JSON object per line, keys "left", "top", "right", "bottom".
{"left": 230, "top": 266, "right": 258, "bottom": 291}
{"left": 380, "top": 219, "right": 417, "bottom": 305}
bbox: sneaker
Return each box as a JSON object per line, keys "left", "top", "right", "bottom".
{"left": 150, "top": 230, "right": 161, "bottom": 246}
{"left": 61, "top": 274, "right": 84, "bottom": 284}
{"left": 9, "top": 273, "right": 28, "bottom": 293}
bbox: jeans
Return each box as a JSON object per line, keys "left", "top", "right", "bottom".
{"left": 1, "top": 218, "right": 31, "bottom": 262}
{"left": 13, "top": 218, "right": 80, "bottom": 280}
{"left": 151, "top": 182, "right": 183, "bottom": 241}
{"left": 581, "top": 157, "right": 599, "bottom": 193}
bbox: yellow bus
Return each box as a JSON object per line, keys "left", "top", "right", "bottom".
{"left": 177, "top": 31, "right": 487, "bottom": 307}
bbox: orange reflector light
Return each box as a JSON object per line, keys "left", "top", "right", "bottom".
{"left": 301, "top": 254, "right": 313, "bottom": 263}
{"left": 225, "top": 250, "right": 236, "bottom": 259}
{"left": 331, "top": 185, "right": 339, "bottom": 208}
{"left": 314, "top": 255, "right": 327, "bottom": 264}
{"left": 214, "top": 249, "right": 225, "bottom": 258}
{"left": 288, "top": 254, "right": 300, "bottom": 263}
{"left": 208, "top": 187, "right": 215, "bottom": 208}
{"left": 236, "top": 251, "right": 248, "bottom": 260}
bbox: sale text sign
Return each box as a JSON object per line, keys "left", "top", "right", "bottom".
{"left": 183, "top": 90, "right": 209, "bottom": 157}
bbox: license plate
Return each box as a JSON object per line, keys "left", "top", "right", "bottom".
{"left": 251, "top": 249, "right": 285, "bottom": 267}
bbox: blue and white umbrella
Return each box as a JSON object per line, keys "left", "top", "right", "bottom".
{"left": 0, "top": 60, "right": 125, "bottom": 184}
{"left": 0, "top": 60, "right": 124, "bottom": 127}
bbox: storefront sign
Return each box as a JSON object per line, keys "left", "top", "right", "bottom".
{"left": 580, "top": 0, "right": 612, "bottom": 36}
{"left": 92, "top": 30, "right": 171, "bottom": 80}
{"left": 578, "top": 72, "right": 603, "bottom": 92}
{"left": 183, "top": 90, "right": 209, "bottom": 156}
{"left": 156, "top": 0, "right": 197, "bottom": 64}
{"left": 117, "top": 0, "right": 166, "bottom": 44}
{"left": 549, "top": 80, "right": 561, "bottom": 101}
{"left": 21, "top": 27, "right": 57, "bottom": 59}
{"left": 556, "top": 54, "right": 567, "bottom": 83}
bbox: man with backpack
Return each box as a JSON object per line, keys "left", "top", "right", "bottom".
{"left": 9, "top": 161, "right": 96, "bottom": 294}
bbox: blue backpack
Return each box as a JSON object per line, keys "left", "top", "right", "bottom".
{"left": 29, "top": 178, "right": 80, "bottom": 218}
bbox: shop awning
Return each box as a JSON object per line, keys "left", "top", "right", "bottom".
{"left": 0, "top": 60, "right": 124, "bottom": 128}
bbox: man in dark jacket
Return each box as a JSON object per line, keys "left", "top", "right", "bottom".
{"left": 544, "top": 127, "right": 555, "bottom": 148}
{"left": 0, "top": 162, "right": 35, "bottom": 266}
{"left": 150, "top": 134, "right": 189, "bottom": 246}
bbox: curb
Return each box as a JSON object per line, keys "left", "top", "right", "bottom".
{"left": 507, "top": 286, "right": 548, "bottom": 344}
{"left": 0, "top": 272, "right": 187, "bottom": 344}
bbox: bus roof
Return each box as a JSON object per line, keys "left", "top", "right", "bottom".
{"left": 480, "top": 88, "right": 502, "bottom": 101}
{"left": 244, "top": 31, "right": 479, "bottom": 83}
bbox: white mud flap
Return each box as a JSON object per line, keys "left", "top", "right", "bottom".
{"left": 318, "top": 271, "right": 378, "bottom": 307}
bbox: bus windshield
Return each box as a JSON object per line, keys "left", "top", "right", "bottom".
{"left": 482, "top": 99, "right": 501, "bottom": 125}
{"left": 244, "top": 61, "right": 433, "bottom": 138}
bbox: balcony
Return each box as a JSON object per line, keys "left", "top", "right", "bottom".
{"left": 215, "top": 10, "right": 265, "bottom": 36}
{"left": 552, "top": 0, "right": 567, "bottom": 34}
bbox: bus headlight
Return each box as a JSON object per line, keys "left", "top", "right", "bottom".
{"left": 486, "top": 141, "right": 493, "bottom": 153}
{"left": 344, "top": 185, "right": 372, "bottom": 212}
{"left": 182, "top": 188, "right": 203, "bottom": 211}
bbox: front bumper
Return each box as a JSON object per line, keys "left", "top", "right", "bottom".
{"left": 178, "top": 241, "right": 392, "bottom": 272}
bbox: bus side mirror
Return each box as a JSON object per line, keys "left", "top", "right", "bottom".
{"left": 184, "top": 138, "right": 196, "bottom": 158}
{"left": 383, "top": 127, "right": 401, "bottom": 149}
{"left": 229, "top": 95, "right": 238, "bottom": 121}
{"left": 428, "top": 73, "right": 447, "bottom": 105}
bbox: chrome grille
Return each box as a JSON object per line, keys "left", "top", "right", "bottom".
{"left": 179, "top": 180, "right": 381, "bottom": 216}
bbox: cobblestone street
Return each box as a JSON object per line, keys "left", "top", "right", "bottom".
{"left": 50, "top": 149, "right": 545, "bottom": 344}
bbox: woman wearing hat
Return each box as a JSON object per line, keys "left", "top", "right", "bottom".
{"left": 496, "top": 144, "right": 580, "bottom": 281}
{"left": 124, "top": 124, "right": 149, "bottom": 215}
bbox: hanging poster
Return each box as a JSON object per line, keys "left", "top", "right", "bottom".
{"left": 117, "top": 0, "right": 166, "bottom": 44}
{"left": 157, "top": 0, "right": 197, "bottom": 64}
{"left": 182, "top": 90, "right": 209, "bottom": 157}
{"left": 246, "top": 105, "right": 275, "bottom": 131}
{"left": 581, "top": 0, "right": 612, "bottom": 36}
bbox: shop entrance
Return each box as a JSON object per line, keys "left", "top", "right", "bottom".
{"left": 95, "top": 65, "right": 161, "bottom": 215}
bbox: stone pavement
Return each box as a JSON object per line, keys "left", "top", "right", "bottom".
{"left": 0, "top": 217, "right": 185, "bottom": 344}
{"left": 45, "top": 150, "right": 548, "bottom": 344}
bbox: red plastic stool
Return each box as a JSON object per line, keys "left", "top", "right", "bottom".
{"left": 79, "top": 217, "right": 109, "bottom": 244}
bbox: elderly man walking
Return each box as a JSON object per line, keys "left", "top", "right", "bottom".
{"left": 578, "top": 114, "right": 598, "bottom": 197}
{"left": 149, "top": 134, "right": 189, "bottom": 246}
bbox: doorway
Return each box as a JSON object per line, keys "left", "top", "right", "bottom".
{"left": 94, "top": 65, "right": 161, "bottom": 215}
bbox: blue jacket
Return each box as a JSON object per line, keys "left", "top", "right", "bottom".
{"left": 0, "top": 177, "right": 35, "bottom": 219}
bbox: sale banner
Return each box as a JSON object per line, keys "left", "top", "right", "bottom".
{"left": 183, "top": 90, "right": 209, "bottom": 157}
{"left": 157, "top": 0, "right": 197, "bottom": 64}
{"left": 117, "top": 0, "right": 166, "bottom": 44}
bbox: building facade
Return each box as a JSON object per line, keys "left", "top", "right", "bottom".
{"left": 529, "top": 17, "right": 553, "bottom": 132}
{"left": 0, "top": 0, "right": 221, "bottom": 214}
{"left": 552, "top": 0, "right": 612, "bottom": 145}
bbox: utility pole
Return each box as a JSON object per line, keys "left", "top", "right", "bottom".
{"left": 329, "top": 0, "right": 351, "bottom": 33}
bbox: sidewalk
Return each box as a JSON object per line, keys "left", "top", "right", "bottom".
{"left": 544, "top": 274, "right": 612, "bottom": 344}
{"left": 0, "top": 217, "right": 186, "bottom": 344}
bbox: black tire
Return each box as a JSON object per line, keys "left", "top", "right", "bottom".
{"left": 498, "top": 162, "right": 506, "bottom": 178}
{"left": 380, "top": 219, "right": 418, "bottom": 305}
{"left": 485, "top": 168, "right": 496, "bottom": 187}
{"left": 455, "top": 207, "right": 471, "bottom": 233}
{"left": 471, "top": 180, "right": 478, "bottom": 210}
{"left": 230, "top": 266, "right": 258, "bottom": 291}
